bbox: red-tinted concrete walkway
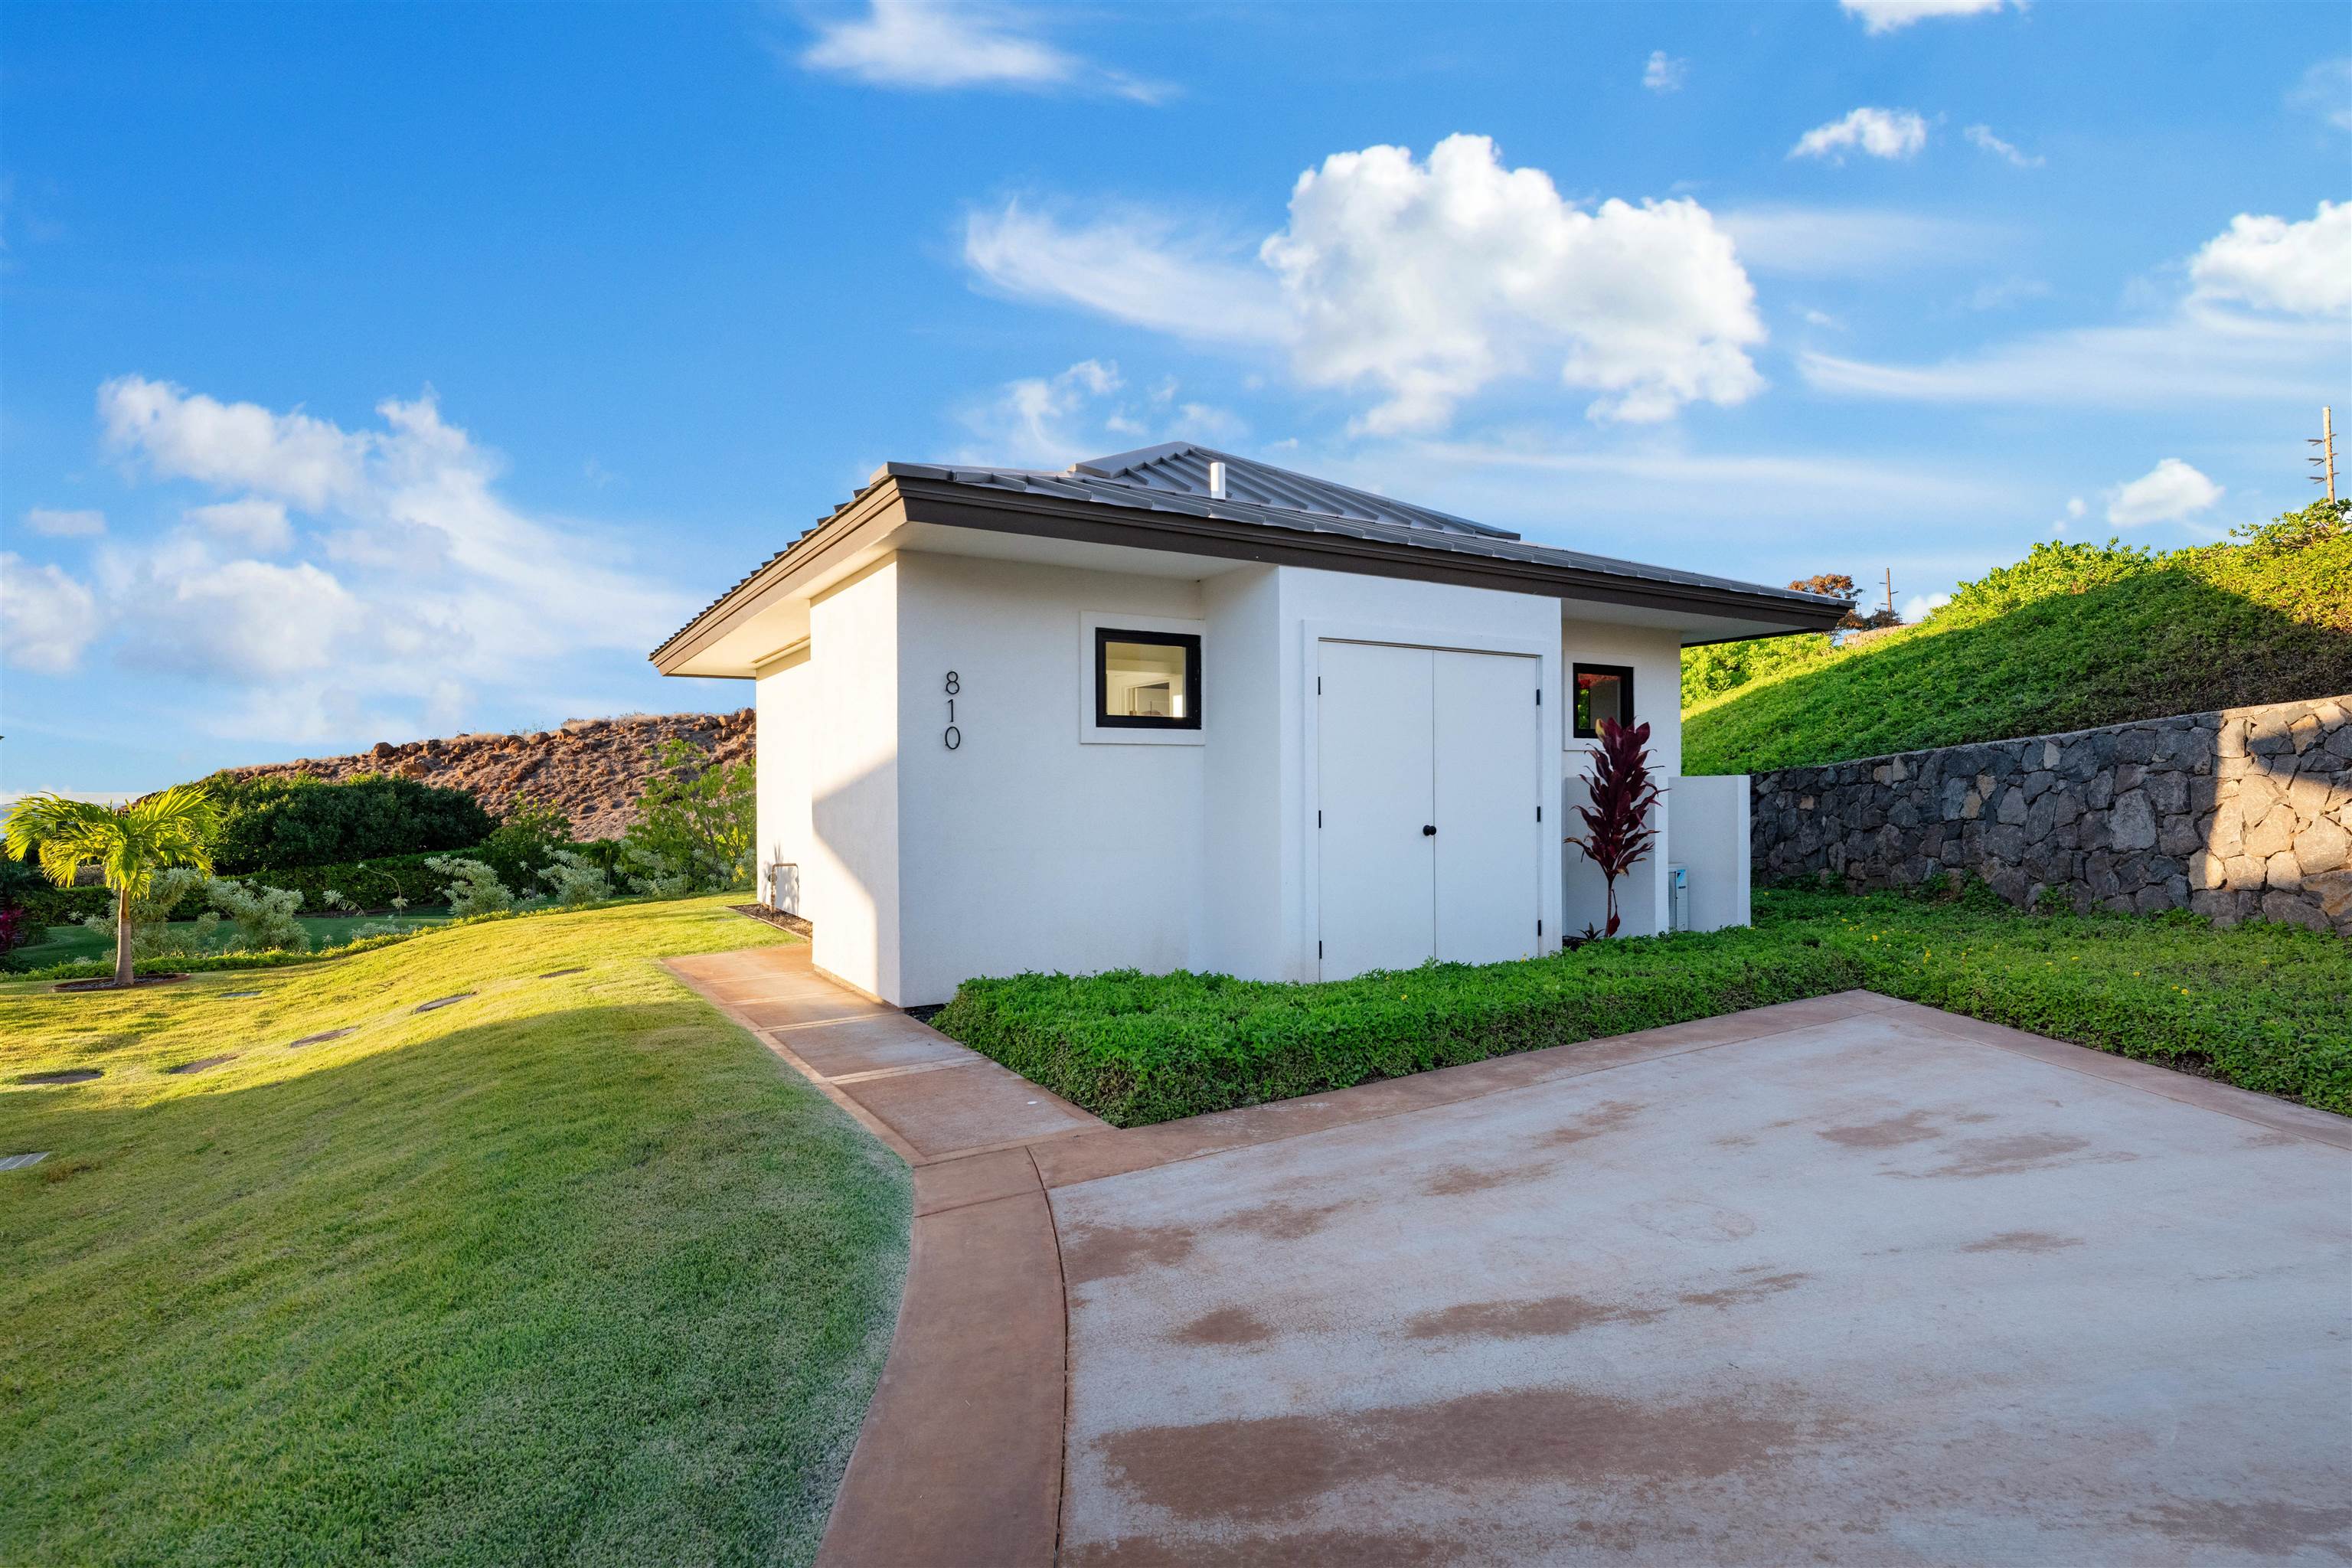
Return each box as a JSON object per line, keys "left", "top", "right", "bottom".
{"left": 670, "top": 946, "right": 2352, "bottom": 1567}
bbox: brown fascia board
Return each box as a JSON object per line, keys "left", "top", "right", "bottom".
{"left": 890, "top": 479, "right": 1850, "bottom": 631}
{"left": 652, "top": 475, "right": 1846, "bottom": 673}
{"left": 650, "top": 483, "right": 910, "bottom": 674}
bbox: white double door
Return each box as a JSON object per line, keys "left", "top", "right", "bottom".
{"left": 1316, "top": 639, "right": 1542, "bottom": 978}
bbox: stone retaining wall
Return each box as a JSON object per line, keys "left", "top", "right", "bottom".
{"left": 1751, "top": 696, "right": 2352, "bottom": 936}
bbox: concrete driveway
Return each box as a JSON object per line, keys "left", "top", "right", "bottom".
{"left": 1049, "top": 999, "right": 2352, "bottom": 1565}
{"left": 671, "top": 954, "right": 2352, "bottom": 1566}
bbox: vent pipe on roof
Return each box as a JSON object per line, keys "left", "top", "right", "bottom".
{"left": 1207, "top": 460, "right": 1227, "bottom": 501}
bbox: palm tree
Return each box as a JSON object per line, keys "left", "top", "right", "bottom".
{"left": 5, "top": 786, "right": 220, "bottom": 988}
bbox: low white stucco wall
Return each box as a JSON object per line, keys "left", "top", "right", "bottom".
{"left": 1665, "top": 773, "right": 1752, "bottom": 932}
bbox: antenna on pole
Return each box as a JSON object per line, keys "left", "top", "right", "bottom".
{"left": 2312, "top": 406, "right": 2337, "bottom": 502}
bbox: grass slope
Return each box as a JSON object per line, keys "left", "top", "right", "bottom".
{"left": 936, "top": 888, "right": 2351, "bottom": 1126}
{"left": 0, "top": 897, "right": 909, "bottom": 1568}
{"left": 1683, "top": 535, "right": 2352, "bottom": 775}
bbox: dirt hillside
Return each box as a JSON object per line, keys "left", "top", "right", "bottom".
{"left": 223, "top": 710, "right": 754, "bottom": 841}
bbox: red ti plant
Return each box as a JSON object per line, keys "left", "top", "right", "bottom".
{"left": 1563, "top": 717, "right": 1662, "bottom": 939}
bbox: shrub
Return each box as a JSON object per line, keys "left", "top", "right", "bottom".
{"left": 537, "top": 850, "right": 612, "bottom": 910}
{"left": 476, "top": 795, "right": 573, "bottom": 890}
{"left": 234, "top": 851, "right": 461, "bottom": 914}
{"left": 427, "top": 856, "right": 514, "bottom": 918}
{"left": 207, "top": 773, "right": 494, "bottom": 873}
{"left": 207, "top": 879, "right": 310, "bottom": 953}
{"left": 622, "top": 740, "right": 753, "bottom": 892}
{"left": 77, "top": 867, "right": 217, "bottom": 965}
{"left": 621, "top": 844, "right": 696, "bottom": 899}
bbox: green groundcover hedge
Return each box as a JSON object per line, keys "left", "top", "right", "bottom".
{"left": 934, "top": 887, "right": 2352, "bottom": 1126}
{"left": 934, "top": 929, "right": 1860, "bottom": 1126}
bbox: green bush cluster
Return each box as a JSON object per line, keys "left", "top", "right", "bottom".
{"left": 933, "top": 934, "right": 1860, "bottom": 1126}
{"left": 936, "top": 886, "right": 2352, "bottom": 1126}
{"left": 1682, "top": 514, "right": 2352, "bottom": 775}
{"left": 206, "top": 773, "right": 494, "bottom": 874}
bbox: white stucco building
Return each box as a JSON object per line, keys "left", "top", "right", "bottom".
{"left": 652, "top": 444, "right": 1844, "bottom": 1006}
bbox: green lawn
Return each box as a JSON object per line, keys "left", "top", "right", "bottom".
{"left": 934, "top": 887, "right": 2352, "bottom": 1126}
{"left": 1680, "top": 532, "right": 2352, "bottom": 775}
{"left": 0, "top": 896, "right": 910, "bottom": 1568}
{"left": 5, "top": 911, "right": 457, "bottom": 972}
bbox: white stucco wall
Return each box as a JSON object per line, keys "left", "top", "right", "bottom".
{"left": 1279, "top": 567, "right": 1563, "bottom": 980}
{"left": 1560, "top": 618, "right": 1684, "bottom": 939}
{"left": 891, "top": 553, "right": 1207, "bottom": 1006}
{"left": 807, "top": 560, "right": 903, "bottom": 1000}
{"left": 766, "top": 546, "right": 1692, "bottom": 1000}
{"left": 1664, "top": 773, "right": 1752, "bottom": 932}
{"left": 752, "top": 645, "right": 813, "bottom": 913}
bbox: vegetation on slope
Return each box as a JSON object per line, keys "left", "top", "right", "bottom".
{"left": 1682, "top": 505, "right": 2352, "bottom": 775}
{"left": 1, "top": 897, "right": 907, "bottom": 1568}
{"left": 934, "top": 886, "right": 2352, "bottom": 1126}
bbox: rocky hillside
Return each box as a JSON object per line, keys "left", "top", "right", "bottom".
{"left": 223, "top": 710, "right": 753, "bottom": 841}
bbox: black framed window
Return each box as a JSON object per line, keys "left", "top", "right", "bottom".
{"left": 1573, "top": 662, "right": 1634, "bottom": 739}
{"left": 1096, "top": 628, "right": 1202, "bottom": 729}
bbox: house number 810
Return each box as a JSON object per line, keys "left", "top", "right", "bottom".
{"left": 944, "top": 671, "right": 961, "bottom": 750}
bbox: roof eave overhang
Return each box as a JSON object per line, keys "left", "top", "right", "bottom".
{"left": 651, "top": 475, "right": 1847, "bottom": 675}
{"left": 890, "top": 479, "right": 1849, "bottom": 634}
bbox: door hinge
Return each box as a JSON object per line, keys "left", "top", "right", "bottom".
{"left": 1536, "top": 805, "right": 1542, "bottom": 822}
{"left": 1317, "top": 810, "right": 1322, "bottom": 828}
{"left": 1317, "top": 676, "right": 1322, "bottom": 694}
{"left": 1535, "top": 688, "right": 1542, "bottom": 705}
{"left": 1318, "top": 939, "right": 1324, "bottom": 959}
{"left": 1537, "top": 919, "right": 1543, "bottom": 937}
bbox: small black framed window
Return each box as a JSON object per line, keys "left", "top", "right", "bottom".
{"left": 1096, "top": 628, "right": 1202, "bottom": 729}
{"left": 1573, "top": 662, "right": 1634, "bottom": 739}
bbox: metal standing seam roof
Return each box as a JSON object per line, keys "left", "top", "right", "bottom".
{"left": 652, "top": 442, "right": 1846, "bottom": 661}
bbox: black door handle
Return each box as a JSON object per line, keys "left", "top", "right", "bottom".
{"left": 1423, "top": 824, "right": 1437, "bottom": 836}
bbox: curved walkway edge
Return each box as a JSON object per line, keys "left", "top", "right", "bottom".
{"left": 665, "top": 949, "right": 2352, "bottom": 1566}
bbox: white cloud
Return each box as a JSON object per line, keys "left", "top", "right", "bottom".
{"left": 1840, "top": 0, "right": 2006, "bottom": 33}
{"left": 964, "top": 203, "right": 1289, "bottom": 344}
{"left": 1, "top": 553, "right": 99, "bottom": 674}
{"left": 2289, "top": 57, "right": 2352, "bottom": 133}
{"left": 2053, "top": 494, "right": 2086, "bottom": 534}
{"left": 100, "top": 376, "right": 363, "bottom": 511}
{"left": 186, "top": 497, "right": 293, "bottom": 552}
{"left": 1264, "top": 136, "right": 1766, "bottom": 430}
{"left": 1964, "top": 124, "right": 2043, "bottom": 167}
{"left": 1963, "top": 276, "right": 2050, "bottom": 311}
{"left": 1900, "top": 591, "right": 1952, "bottom": 622}
{"left": 799, "top": 0, "right": 1168, "bottom": 101}
{"left": 1802, "top": 302, "right": 2338, "bottom": 407}
{"left": 2188, "top": 200, "right": 2352, "bottom": 317}
{"left": 1642, "top": 51, "right": 1686, "bottom": 93}
{"left": 2105, "top": 458, "right": 2222, "bottom": 527}
{"left": 971, "top": 136, "right": 1765, "bottom": 433}
{"left": 1790, "top": 108, "right": 1929, "bottom": 162}
{"left": 1717, "top": 205, "right": 1996, "bottom": 277}
{"left": 24, "top": 507, "right": 104, "bottom": 537}
{"left": 959, "top": 360, "right": 1243, "bottom": 469}
{"left": 70, "top": 377, "right": 691, "bottom": 743}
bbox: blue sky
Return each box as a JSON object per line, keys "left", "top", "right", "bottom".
{"left": 4, "top": 0, "right": 2347, "bottom": 795}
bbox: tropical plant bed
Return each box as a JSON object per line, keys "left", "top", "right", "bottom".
{"left": 0, "top": 894, "right": 909, "bottom": 1568}
{"left": 932, "top": 885, "right": 2352, "bottom": 1127}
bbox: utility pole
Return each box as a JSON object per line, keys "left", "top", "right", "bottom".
{"left": 2313, "top": 406, "right": 2337, "bottom": 502}
{"left": 1883, "top": 567, "right": 1896, "bottom": 621}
